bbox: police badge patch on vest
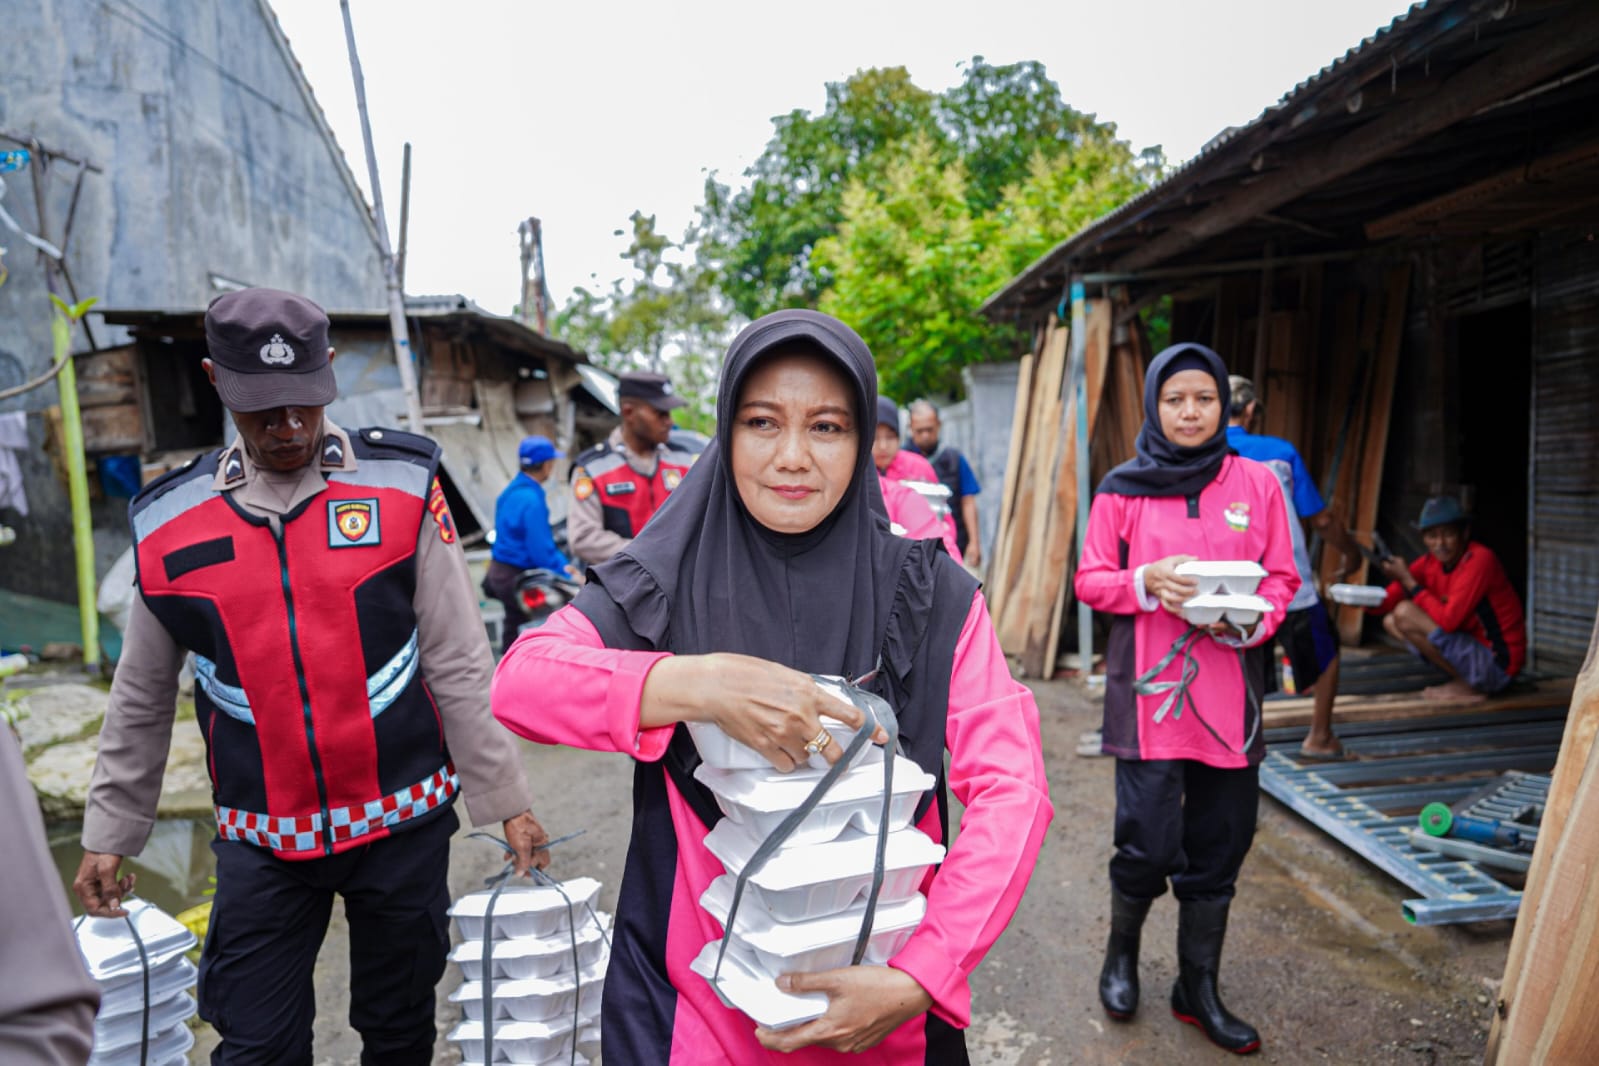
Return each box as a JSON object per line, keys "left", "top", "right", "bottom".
{"left": 663, "top": 468, "right": 682, "bottom": 490}
{"left": 330, "top": 499, "right": 381, "bottom": 546}
{"left": 427, "top": 477, "right": 457, "bottom": 544}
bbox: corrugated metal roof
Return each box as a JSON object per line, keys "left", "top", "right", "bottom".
{"left": 981, "top": 0, "right": 1504, "bottom": 315}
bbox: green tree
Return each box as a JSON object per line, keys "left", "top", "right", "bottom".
{"left": 555, "top": 211, "right": 728, "bottom": 433}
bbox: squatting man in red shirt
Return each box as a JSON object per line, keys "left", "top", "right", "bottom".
{"left": 1373, "top": 496, "right": 1527, "bottom": 704}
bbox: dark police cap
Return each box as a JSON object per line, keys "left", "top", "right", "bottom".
{"left": 618, "top": 370, "right": 686, "bottom": 411}
{"left": 204, "top": 287, "right": 337, "bottom": 413}
{"left": 1415, "top": 496, "right": 1469, "bottom": 531}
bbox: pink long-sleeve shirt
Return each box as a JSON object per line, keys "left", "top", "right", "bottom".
{"left": 491, "top": 593, "right": 1051, "bottom": 1063}
{"left": 880, "top": 476, "right": 963, "bottom": 563}
{"left": 1075, "top": 456, "right": 1300, "bottom": 767}
{"left": 882, "top": 450, "right": 961, "bottom": 552}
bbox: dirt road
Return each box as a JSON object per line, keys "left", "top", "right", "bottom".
{"left": 205, "top": 677, "right": 1504, "bottom": 1064}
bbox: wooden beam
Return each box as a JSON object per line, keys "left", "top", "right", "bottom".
{"left": 1114, "top": 4, "right": 1599, "bottom": 272}
{"left": 1262, "top": 676, "right": 1574, "bottom": 731}
{"left": 1366, "top": 139, "right": 1599, "bottom": 240}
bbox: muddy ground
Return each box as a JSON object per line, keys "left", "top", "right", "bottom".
{"left": 188, "top": 677, "right": 1506, "bottom": 1064}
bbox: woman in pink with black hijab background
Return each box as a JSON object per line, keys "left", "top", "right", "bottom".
{"left": 1076, "top": 343, "right": 1299, "bottom": 1056}
{"left": 493, "top": 309, "right": 1051, "bottom": 1063}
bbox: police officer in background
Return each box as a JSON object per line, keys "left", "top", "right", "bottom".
{"left": 567, "top": 370, "right": 696, "bottom": 565}
{"left": 72, "top": 288, "right": 551, "bottom": 1065}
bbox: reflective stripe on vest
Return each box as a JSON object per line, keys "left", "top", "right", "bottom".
{"left": 215, "top": 762, "right": 458, "bottom": 855}
{"left": 195, "top": 628, "right": 421, "bottom": 726}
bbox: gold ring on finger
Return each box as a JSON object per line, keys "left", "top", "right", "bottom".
{"left": 804, "top": 727, "right": 832, "bottom": 755}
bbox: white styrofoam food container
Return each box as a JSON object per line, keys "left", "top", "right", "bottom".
{"left": 97, "top": 956, "right": 197, "bottom": 1018}
{"left": 450, "top": 959, "right": 606, "bottom": 1023}
{"left": 703, "top": 822, "right": 945, "bottom": 923}
{"left": 686, "top": 676, "right": 883, "bottom": 772}
{"left": 74, "top": 900, "right": 198, "bottom": 982}
{"left": 689, "top": 939, "right": 829, "bottom": 1031}
{"left": 460, "top": 1057, "right": 589, "bottom": 1066}
{"left": 1328, "top": 583, "right": 1388, "bottom": 608}
{"left": 694, "top": 755, "right": 932, "bottom": 847}
{"left": 449, "top": 918, "right": 610, "bottom": 982}
{"left": 702, "top": 877, "right": 926, "bottom": 974}
{"left": 1181, "top": 592, "right": 1274, "bottom": 628}
{"left": 86, "top": 1020, "right": 193, "bottom": 1066}
{"left": 1175, "top": 560, "right": 1267, "bottom": 596}
{"left": 447, "top": 1015, "right": 583, "bottom": 1064}
{"left": 448, "top": 878, "right": 603, "bottom": 941}
{"left": 91, "top": 992, "right": 195, "bottom": 1053}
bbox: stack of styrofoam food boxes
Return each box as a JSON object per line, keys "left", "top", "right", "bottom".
{"left": 445, "top": 877, "right": 608, "bottom": 1065}
{"left": 685, "top": 677, "right": 944, "bottom": 1031}
{"left": 1177, "top": 561, "right": 1272, "bottom": 628}
{"left": 73, "top": 900, "right": 199, "bottom": 1066}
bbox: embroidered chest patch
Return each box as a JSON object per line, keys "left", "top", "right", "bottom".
{"left": 663, "top": 468, "right": 682, "bottom": 491}
{"left": 330, "top": 499, "right": 380, "bottom": 546}
{"left": 1224, "top": 502, "right": 1251, "bottom": 533}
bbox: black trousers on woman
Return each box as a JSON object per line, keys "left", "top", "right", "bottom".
{"left": 1109, "top": 758, "right": 1259, "bottom": 903}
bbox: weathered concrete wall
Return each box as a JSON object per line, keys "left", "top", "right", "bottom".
{"left": 0, "top": 0, "right": 384, "bottom": 604}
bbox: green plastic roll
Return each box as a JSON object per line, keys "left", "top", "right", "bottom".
{"left": 1419, "top": 802, "right": 1454, "bottom": 837}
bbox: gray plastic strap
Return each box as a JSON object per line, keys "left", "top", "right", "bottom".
{"left": 1133, "top": 625, "right": 1260, "bottom": 756}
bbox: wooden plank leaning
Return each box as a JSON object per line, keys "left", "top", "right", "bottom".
{"left": 1484, "top": 618, "right": 1599, "bottom": 1064}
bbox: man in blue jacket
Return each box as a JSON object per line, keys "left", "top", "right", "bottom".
{"left": 485, "top": 435, "right": 572, "bottom": 647}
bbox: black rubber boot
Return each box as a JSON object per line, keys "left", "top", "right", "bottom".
{"left": 1171, "top": 899, "right": 1261, "bottom": 1054}
{"left": 1098, "top": 890, "right": 1153, "bottom": 1021}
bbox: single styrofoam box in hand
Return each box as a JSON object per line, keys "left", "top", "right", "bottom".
{"left": 702, "top": 876, "right": 926, "bottom": 974}
{"left": 694, "top": 755, "right": 933, "bottom": 847}
{"left": 1181, "top": 593, "right": 1273, "bottom": 628}
{"left": 74, "top": 900, "right": 198, "bottom": 982}
{"left": 97, "top": 956, "right": 197, "bottom": 1018}
{"left": 1328, "top": 583, "right": 1388, "bottom": 608}
{"left": 448, "top": 1015, "right": 583, "bottom": 1065}
{"left": 690, "top": 938, "right": 829, "bottom": 1031}
{"left": 450, "top": 958, "right": 607, "bottom": 1023}
{"left": 703, "top": 821, "right": 945, "bottom": 923}
{"left": 1176, "top": 560, "right": 1267, "bottom": 596}
{"left": 91, "top": 992, "right": 195, "bottom": 1054}
{"left": 449, "top": 918, "right": 610, "bottom": 982}
{"left": 86, "top": 1021, "right": 193, "bottom": 1066}
{"left": 686, "top": 676, "right": 884, "bottom": 772}
{"left": 449, "top": 878, "right": 603, "bottom": 941}
{"left": 460, "top": 1057, "right": 590, "bottom": 1066}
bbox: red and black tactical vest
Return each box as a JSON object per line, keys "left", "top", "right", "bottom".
{"left": 130, "top": 428, "right": 458, "bottom": 860}
{"left": 572, "top": 440, "right": 695, "bottom": 540}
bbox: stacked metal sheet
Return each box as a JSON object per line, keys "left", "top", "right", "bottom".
{"left": 73, "top": 900, "right": 199, "bottom": 1066}
{"left": 686, "top": 677, "right": 943, "bottom": 1030}
{"left": 445, "top": 877, "right": 608, "bottom": 1065}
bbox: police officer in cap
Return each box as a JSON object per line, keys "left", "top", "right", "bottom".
{"left": 568, "top": 370, "right": 697, "bottom": 565}
{"left": 73, "top": 287, "right": 552, "bottom": 1065}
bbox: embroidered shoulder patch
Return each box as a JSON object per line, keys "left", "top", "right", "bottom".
{"left": 573, "top": 467, "right": 595, "bottom": 501}
{"left": 427, "top": 477, "right": 457, "bottom": 544}
{"left": 329, "top": 499, "right": 380, "bottom": 547}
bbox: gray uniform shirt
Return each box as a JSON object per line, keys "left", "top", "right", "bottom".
{"left": 82, "top": 425, "right": 533, "bottom": 856}
{"left": 2, "top": 727, "right": 99, "bottom": 1064}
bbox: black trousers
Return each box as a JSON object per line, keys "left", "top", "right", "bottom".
{"left": 1109, "top": 759, "right": 1259, "bottom": 903}
{"left": 484, "top": 560, "right": 529, "bottom": 652}
{"left": 197, "top": 806, "right": 458, "bottom": 1065}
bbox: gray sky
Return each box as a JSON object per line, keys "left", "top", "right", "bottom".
{"left": 272, "top": 0, "right": 1415, "bottom": 315}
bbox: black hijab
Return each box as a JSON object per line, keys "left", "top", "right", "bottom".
{"left": 1095, "top": 341, "right": 1232, "bottom": 498}
{"left": 577, "top": 309, "right": 915, "bottom": 676}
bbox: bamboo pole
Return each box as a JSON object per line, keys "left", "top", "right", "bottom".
{"left": 51, "top": 302, "right": 99, "bottom": 669}
{"left": 1072, "top": 280, "right": 1092, "bottom": 679}
{"left": 340, "top": 0, "right": 424, "bottom": 433}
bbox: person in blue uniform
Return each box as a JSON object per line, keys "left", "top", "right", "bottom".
{"left": 486, "top": 435, "right": 573, "bottom": 644}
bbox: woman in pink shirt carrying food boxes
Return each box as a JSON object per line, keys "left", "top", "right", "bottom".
{"left": 1076, "top": 343, "right": 1300, "bottom": 1056}
{"left": 492, "top": 309, "right": 1052, "bottom": 1063}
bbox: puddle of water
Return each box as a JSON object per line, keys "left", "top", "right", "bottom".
{"left": 49, "top": 818, "right": 218, "bottom": 920}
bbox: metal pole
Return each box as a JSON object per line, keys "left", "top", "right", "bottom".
{"left": 340, "top": 0, "right": 424, "bottom": 433}
{"left": 1071, "top": 279, "right": 1093, "bottom": 682}
{"left": 396, "top": 142, "right": 412, "bottom": 293}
